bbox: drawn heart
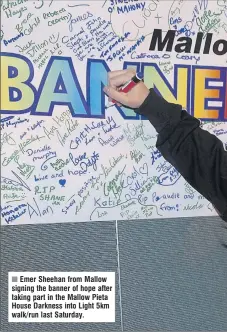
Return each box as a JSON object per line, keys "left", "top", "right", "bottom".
{"left": 59, "top": 179, "right": 66, "bottom": 187}
{"left": 139, "top": 163, "right": 148, "bottom": 175}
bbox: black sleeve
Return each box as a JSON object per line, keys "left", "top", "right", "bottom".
{"left": 136, "top": 89, "right": 227, "bottom": 222}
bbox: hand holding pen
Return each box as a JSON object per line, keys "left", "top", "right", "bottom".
{"left": 103, "top": 69, "right": 150, "bottom": 109}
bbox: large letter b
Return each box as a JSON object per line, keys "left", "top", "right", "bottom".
{"left": 0, "top": 53, "right": 35, "bottom": 114}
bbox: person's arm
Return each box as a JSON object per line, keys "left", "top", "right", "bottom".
{"left": 103, "top": 69, "right": 227, "bottom": 221}
{"left": 136, "top": 89, "right": 227, "bottom": 222}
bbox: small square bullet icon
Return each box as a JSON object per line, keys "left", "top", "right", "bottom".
{"left": 12, "top": 276, "right": 18, "bottom": 282}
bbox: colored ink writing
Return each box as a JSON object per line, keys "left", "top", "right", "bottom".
{"left": 1, "top": 0, "right": 226, "bottom": 225}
